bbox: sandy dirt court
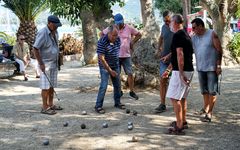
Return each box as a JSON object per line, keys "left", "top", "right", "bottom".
{"left": 0, "top": 61, "right": 240, "bottom": 150}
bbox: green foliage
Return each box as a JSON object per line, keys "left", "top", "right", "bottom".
{"left": 2, "top": 0, "right": 48, "bottom": 21}
{"left": 228, "top": 33, "right": 240, "bottom": 58}
{"left": 49, "top": 0, "right": 124, "bottom": 25}
{"left": 236, "top": 0, "right": 240, "bottom": 17}
{"left": 133, "top": 23, "right": 144, "bottom": 30}
{"left": 154, "top": 0, "right": 199, "bottom": 14}
{"left": 0, "top": 32, "right": 16, "bottom": 45}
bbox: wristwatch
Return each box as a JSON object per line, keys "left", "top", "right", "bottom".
{"left": 217, "top": 65, "right": 221, "bottom": 68}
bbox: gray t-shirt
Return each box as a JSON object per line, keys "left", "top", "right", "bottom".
{"left": 160, "top": 24, "right": 174, "bottom": 57}
{"left": 33, "top": 26, "right": 59, "bottom": 69}
{"left": 192, "top": 29, "right": 217, "bottom": 71}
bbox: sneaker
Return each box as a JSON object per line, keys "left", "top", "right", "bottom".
{"left": 155, "top": 104, "right": 166, "bottom": 113}
{"left": 129, "top": 91, "right": 139, "bottom": 100}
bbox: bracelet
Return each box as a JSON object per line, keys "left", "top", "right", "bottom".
{"left": 217, "top": 65, "right": 221, "bottom": 68}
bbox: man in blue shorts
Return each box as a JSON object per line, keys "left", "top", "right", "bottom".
{"left": 155, "top": 10, "right": 173, "bottom": 113}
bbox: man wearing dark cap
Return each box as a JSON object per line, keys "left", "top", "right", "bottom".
{"left": 100, "top": 13, "right": 142, "bottom": 100}
{"left": 33, "top": 15, "right": 62, "bottom": 115}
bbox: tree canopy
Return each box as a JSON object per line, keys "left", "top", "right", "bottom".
{"left": 48, "top": 0, "right": 124, "bottom": 25}
{"left": 154, "top": 0, "right": 199, "bottom": 14}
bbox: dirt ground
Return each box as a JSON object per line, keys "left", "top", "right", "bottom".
{"left": 0, "top": 61, "right": 240, "bottom": 150}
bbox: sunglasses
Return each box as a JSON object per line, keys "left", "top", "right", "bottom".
{"left": 20, "top": 38, "right": 25, "bottom": 40}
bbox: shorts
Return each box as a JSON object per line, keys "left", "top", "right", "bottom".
{"left": 166, "top": 71, "right": 194, "bottom": 100}
{"left": 159, "top": 60, "right": 170, "bottom": 76}
{"left": 119, "top": 57, "right": 133, "bottom": 75}
{"left": 198, "top": 71, "right": 218, "bottom": 95}
{"left": 40, "top": 68, "right": 58, "bottom": 89}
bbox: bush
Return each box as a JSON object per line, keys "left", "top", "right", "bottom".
{"left": 228, "top": 33, "right": 240, "bottom": 58}
{"left": 0, "top": 32, "right": 16, "bottom": 45}
{"left": 59, "top": 34, "right": 83, "bottom": 55}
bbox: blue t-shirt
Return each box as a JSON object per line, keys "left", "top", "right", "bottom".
{"left": 161, "top": 24, "right": 174, "bottom": 57}
{"left": 97, "top": 35, "right": 120, "bottom": 69}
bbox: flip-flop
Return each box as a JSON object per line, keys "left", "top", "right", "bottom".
{"left": 41, "top": 107, "right": 57, "bottom": 115}
{"left": 50, "top": 105, "right": 63, "bottom": 110}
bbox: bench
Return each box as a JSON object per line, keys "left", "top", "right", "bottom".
{"left": 0, "top": 61, "right": 16, "bottom": 79}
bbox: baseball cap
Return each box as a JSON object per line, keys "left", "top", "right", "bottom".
{"left": 114, "top": 13, "right": 124, "bottom": 25}
{"left": 48, "top": 15, "right": 62, "bottom": 27}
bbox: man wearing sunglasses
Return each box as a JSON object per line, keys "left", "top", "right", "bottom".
{"left": 191, "top": 18, "right": 222, "bottom": 122}
{"left": 155, "top": 10, "right": 174, "bottom": 113}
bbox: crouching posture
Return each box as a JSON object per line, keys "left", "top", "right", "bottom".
{"left": 95, "top": 25, "right": 126, "bottom": 114}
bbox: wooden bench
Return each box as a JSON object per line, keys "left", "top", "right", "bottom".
{"left": 0, "top": 61, "right": 16, "bottom": 79}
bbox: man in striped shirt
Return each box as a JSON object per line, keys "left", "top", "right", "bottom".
{"left": 95, "top": 25, "right": 126, "bottom": 114}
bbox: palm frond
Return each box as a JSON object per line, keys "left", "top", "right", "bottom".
{"left": 2, "top": 0, "right": 48, "bottom": 21}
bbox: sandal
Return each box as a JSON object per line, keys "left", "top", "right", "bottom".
{"left": 95, "top": 107, "right": 105, "bottom": 114}
{"left": 114, "top": 103, "right": 126, "bottom": 110}
{"left": 41, "top": 107, "right": 57, "bottom": 115}
{"left": 167, "top": 126, "right": 185, "bottom": 135}
{"left": 170, "top": 121, "right": 188, "bottom": 129}
{"left": 195, "top": 108, "right": 206, "bottom": 115}
{"left": 50, "top": 105, "right": 63, "bottom": 110}
{"left": 200, "top": 114, "right": 211, "bottom": 122}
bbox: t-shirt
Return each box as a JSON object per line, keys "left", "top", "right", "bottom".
{"left": 33, "top": 26, "right": 59, "bottom": 69}
{"left": 97, "top": 35, "right": 121, "bottom": 69}
{"left": 160, "top": 24, "right": 174, "bottom": 57}
{"left": 171, "top": 30, "right": 194, "bottom": 71}
{"left": 103, "top": 24, "right": 139, "bottom": 58}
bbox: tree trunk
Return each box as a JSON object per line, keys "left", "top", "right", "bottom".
{"left": 17, "top": 20, "right": 37, "bottom": 57}
{"left": 140, "top": 0, "right": 149, "bottom": 27}
{"left": 80, "top": 10, "right": 98, "bottom": 65}
{"left": 94, "top": 9, "right": 113, "bottom": 30}
{"left": 200, "top": 0, "right": 238, "bottom": 66}
{"left": 131, "top": 0, "right": 160, "bottom": 88}
{"left": 181, "top": 0, "right": 191, "bottom": 28}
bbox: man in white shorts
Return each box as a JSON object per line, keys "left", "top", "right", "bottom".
{"left": 166, "top": 14, "right": 194, "bottom": 135}
{"left": 33, "top": 15, "right": 62, "bottom": 115}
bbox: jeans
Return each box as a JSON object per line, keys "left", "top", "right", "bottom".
{"left": 95, "top": 67, "right": 121, "bottom": 108}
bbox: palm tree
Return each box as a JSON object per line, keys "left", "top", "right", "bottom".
{"left": 2, "top": 0, "right": 48, "bottom": 50}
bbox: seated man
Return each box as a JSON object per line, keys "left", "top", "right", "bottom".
{"left": 13, "top": 35, "right": 40, "bottom": 78}
{"left": 2, "top": 43, "right": 28, "bottom": 81}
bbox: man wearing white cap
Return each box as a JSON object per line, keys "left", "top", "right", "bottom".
{"left": 33, "top": 15, "right": 62, "bottom": 115}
